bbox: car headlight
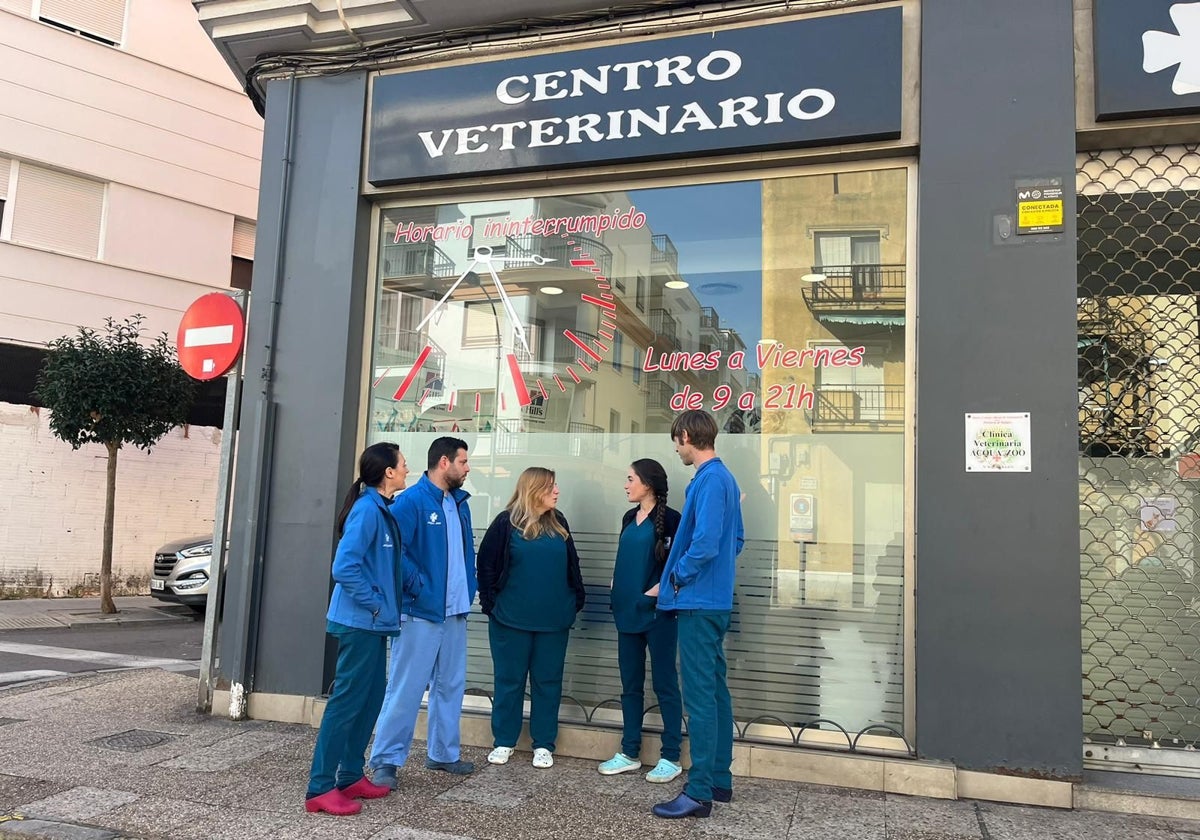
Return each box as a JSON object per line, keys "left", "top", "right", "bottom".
{"left": 179, "top": 543, "right": 213, "bottom": 559}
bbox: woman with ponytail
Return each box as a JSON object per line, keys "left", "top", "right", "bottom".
{"left": 598, "top": 458, "right": 684, "bottom": 783}
{"left": 305, "top": 442, "right": 411, "bottom": 816}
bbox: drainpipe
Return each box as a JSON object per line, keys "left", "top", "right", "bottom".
{"left": 225, "top": 74, "right": 298, "bottom": 720}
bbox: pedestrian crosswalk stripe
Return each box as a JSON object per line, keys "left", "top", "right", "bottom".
{"left": 0, "top": 669, "right": 67, "bottom": 686}
{"left": 0, "top": 641, "right": 195, "bottom": 671}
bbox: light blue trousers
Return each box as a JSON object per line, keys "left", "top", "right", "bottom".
{"left": 369, "top": 614, "right": 469, "bottom": 769}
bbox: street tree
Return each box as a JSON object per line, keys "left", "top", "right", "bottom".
{"left": 35, "top": 316, "right": 195, "bottom": 614}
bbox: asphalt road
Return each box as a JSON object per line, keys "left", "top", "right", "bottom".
{"left": 0, "top": 619, "right": 204, "bottom": 687}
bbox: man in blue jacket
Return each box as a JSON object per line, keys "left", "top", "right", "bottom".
{"left": 652, "top": 410, "right": 744, "bottom": 819}
{"left": 370, "top": 437, "right": 477, "bottom": 785}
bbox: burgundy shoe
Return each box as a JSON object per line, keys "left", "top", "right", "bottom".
{"left": 339, "top": 777, "right": 391, "bottom": 800}
{"left": 304, "top": 788, "right": 362, "bottom": 815}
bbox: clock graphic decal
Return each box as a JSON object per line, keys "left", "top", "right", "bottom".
{"left": 388, "top": 234, "right": 620, "bottom": 417}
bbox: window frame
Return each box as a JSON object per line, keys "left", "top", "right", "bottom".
{"left": 363, "top": 159, "right": 918, "bottom": 749}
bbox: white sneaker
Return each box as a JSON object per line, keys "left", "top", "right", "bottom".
{"left": 532, "top": 748, "right": 554, "bottom": 769}
{"left": 488, "top": 746, "right": 514, "bottom": 765}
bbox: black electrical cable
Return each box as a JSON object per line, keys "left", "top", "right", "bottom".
{"left": 240, "top": 0, "right": 888, "bottom": 114}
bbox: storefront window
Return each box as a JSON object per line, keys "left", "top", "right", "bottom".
{"left": 368, "top": 167, "right": 909, "bottom": 744}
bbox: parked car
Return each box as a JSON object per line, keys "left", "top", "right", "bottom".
{"left": 150, "top": 536, "right": 214, "bottom": 613}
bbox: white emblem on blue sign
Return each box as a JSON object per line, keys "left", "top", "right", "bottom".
{"left": 1142, "top": 3, "right": 1200, "bottom": 95}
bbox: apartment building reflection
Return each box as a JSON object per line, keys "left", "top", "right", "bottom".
{"left": 369, "top": 193, "right": 749, "bottom": 440}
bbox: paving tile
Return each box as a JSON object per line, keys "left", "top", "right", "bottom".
{"left": 266, "top": 810, "right": 404, "bottom": 840}
{"left": 976, "top": 802, "right": 1177, "bottom": 840}
{"left": 0, "top": 818, "right": 119, "bottom": 839}
{"left": 155, "top": 730, "right": 305, "bottom": 772}
{"left": 191, "top": 778, "right": 308, "bottom": 814}
{"left": 788, "top": 788, "right": 886, "bottom": 840}
{"left": 0, "top": 775, "right": 71, "bottom": 812}
{"left": 884, "top": 795, "right": 981, "bottom": 839}
{"left": 695, "top": 779, "right": 799, "bottom": 840}
{"left": 19, "top": 788, "right": 139, "bottom": 823}
{"left": 369, "top": 827, "right": 475, "bottom": 840}
{"left": 437, "top": 783, "right": 525, "bottom": 809}
{"left": 87, "top": 796, "right": 215, "bottom": 837}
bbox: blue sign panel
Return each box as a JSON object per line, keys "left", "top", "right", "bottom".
{"left": 367, "top": 9, "right": 903, "bottom": 186}
{"left": 1094, "top": 0, "right": 1200, "bottom": 120}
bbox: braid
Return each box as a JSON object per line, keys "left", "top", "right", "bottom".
{"left": 653, "top": 493, "right": 668, "bottom": 563}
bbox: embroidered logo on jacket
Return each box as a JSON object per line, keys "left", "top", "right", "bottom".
{"left": 428, "top": 512, "right": 441, "bottom": 525}
{"left": 383, "top": 532, "right": 394, "bottom": 549}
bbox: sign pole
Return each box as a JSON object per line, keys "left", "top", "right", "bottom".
{"left": 196, "top": 290, "right": 246, "bottom": 714}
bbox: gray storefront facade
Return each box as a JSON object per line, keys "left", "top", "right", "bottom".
{"left": 196, "top": 0, "right": 1200, "bottom": 808}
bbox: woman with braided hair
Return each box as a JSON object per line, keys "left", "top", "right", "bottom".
{"left": 598, "top": 458, "right": 684, "bottom": 783}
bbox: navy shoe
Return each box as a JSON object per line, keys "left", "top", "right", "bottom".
{"left": 425, "top": 758, "right": 475, "bottom": 775}
{"left": 713, "top": 786, "right": 733, "bottom": 803}
{"left": 371, "top": 765, "right": 398, "bottom": 790}
{"left": 652, "top": 792, "right": 712, "bottom": 819}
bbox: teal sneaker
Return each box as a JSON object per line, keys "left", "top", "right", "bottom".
{"left": 645, "top": 758, "right": 683, "bottom": 783}
{"left": 598, "top": 753, "right": 642, "bottom": 775}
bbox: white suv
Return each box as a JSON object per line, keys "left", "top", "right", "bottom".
{"left": 149, "top": 536, "right": 213, "bottom": 613}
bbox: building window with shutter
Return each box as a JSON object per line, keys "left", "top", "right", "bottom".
{"left": 38, "top": 0, "right": 127, "bottom": 46}
{"left": 462, "top": 301, "right": 500, "bottom": 348}
{"left": 10, "top": 163, "right": 106, "bottom": 259}
{"left": 230, "top": 218, "right": 255, "bottom": 290}
{"left": 0, "top": 157, "right": 11, "bottom": 238}
{"left": 232, "top": 219, "right": 256, "bottom": 260}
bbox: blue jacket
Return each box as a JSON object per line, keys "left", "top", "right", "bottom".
{"left": 391, "top": 473, "right": 477, "bottom": 623}
{"left": 656, "top": 457, "right": 744, "bottom": 611}
{"left": 325, "top": 487, "right": 404, "bottom": 633}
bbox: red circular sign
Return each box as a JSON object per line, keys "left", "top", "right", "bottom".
{"left": 176, "top": 293, "right": 246, "bottom": 381}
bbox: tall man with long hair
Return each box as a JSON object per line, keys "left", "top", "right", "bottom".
{"left": 370, "top": 437, "right": 477, "bottom": 786}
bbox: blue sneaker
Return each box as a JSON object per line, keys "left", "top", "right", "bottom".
{"left": 371, "top": 765, "right": 398, "bottom": 790}
{"left": 645, "top": 758, "right": 682, "bottom": 783}
{"left": 598, "top": 753, "right": 642, "bottom": 775}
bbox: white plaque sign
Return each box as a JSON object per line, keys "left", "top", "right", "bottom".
{"left": 965, "top": 412, "right": 1031, "bottom": 472}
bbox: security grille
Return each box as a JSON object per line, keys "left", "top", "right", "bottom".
{"left": 1078, "top": 146, "right": 1200, "bottom": 772}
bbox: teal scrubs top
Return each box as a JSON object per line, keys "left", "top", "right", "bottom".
{"left": 492, "top": 531, "right": 576, "bottom": 632}
{"left": 611, "top": 518, "right": 659, "bottom": 634}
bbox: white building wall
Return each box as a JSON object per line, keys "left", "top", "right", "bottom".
{"left": 0, "top": 0, "right": 260, "bottom": 594}
{"left": 0, "top": 402, "right": 221, "bottom": 596}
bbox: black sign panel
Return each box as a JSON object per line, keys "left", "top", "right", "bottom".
{"left": 1094, "top": 0, "right": 1200, "bottom": 120}
{"left": 367, "top": 9, "right": 902, "bottom": 186}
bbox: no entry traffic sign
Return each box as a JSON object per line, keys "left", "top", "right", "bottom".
{"left": 177, "top": 293, "right": 245, "bottom": 381}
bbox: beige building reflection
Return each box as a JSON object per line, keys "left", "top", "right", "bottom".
{"left": 761, "top": 168, "right": 907, "bottom": 611}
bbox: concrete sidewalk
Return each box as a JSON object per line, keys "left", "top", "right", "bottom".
{"left": 0, "top": 670, "right": 1198, "bottom": 840}
{"left": 0, "top": 596, "right": 196, "bottom": 632}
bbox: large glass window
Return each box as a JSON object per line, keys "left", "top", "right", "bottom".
{"left": 368, "top": 167, "right": 909, "bottom": 746}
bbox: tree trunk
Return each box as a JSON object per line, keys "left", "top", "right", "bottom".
{"left": 101, "top": 440, "right": 118, "bottom": 615}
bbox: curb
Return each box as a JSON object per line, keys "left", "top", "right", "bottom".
{"left": 0, "top": 665, "right": 201, "bottom": 695}
{"left": 49, "top": 608, "right": 199, "bottom": 629}
{"left": 0, "top": 608, "right": 197, "bottom": 632}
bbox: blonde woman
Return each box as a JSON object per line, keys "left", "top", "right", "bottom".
{"left": 476, "top": 467, "right": 586, "bottom": 769}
